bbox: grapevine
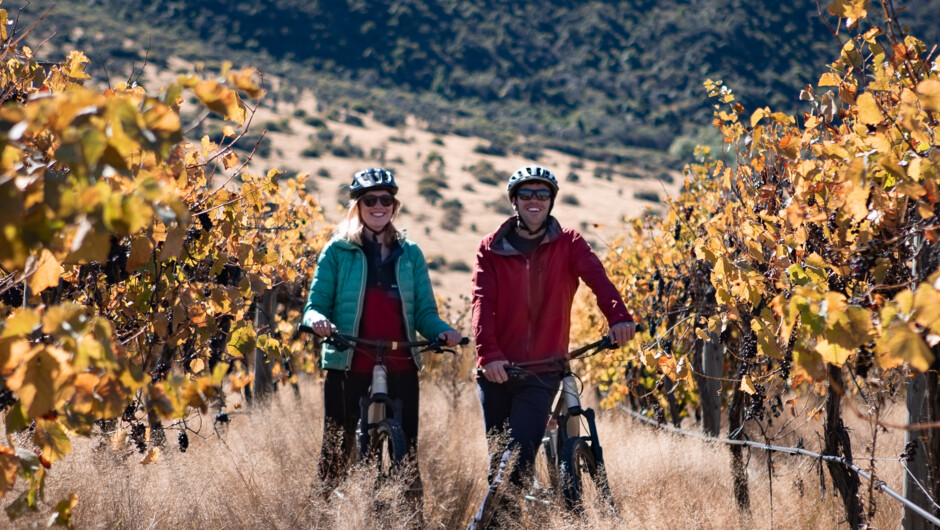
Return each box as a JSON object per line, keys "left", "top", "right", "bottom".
{"left": 0, "top": 3, "right": 328, "bottom": 520}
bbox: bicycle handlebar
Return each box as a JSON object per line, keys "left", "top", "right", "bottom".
{"left": 298, "top": 326, "right": 469, "bottom": 353}
{"left": 476, "top": 335, "right": 620, "bottom": 378}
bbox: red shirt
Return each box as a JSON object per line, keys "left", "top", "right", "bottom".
{"left": 350, "top": 286, "right": 414, "bottom": 373}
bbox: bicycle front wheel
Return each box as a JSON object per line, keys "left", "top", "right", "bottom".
{"left": 559, "top": 437, "right": 613, "bottom": 512}
{"left": 367, "top": 418, "right": 408, "bottom": 475}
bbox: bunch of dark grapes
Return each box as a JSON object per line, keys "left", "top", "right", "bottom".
{"left": 745, "top": 383, "right": 766, "bottom": 421}
{"left": 151, "top": 363, "right": 170, "bottom": 382}
{"left": 130, "top": 423, "right": 148, "bottom": 453}
{"left": 122, "top": 403, "right": 137, "bottom": 423}
{"left": 0, "top": 387, "right": 16, "bottom": 412}
{"left": 849, "top": 254, "right": 876, "bottom": 281}
{"left": 855, "top": 343, "right": 875, "bottom": 378}
{"left": 214, "top": 412, "right": 230, "bottom": 424}
{"left": 741, "top": 333, "right": 757, "bottom": 361}
{"left": 901, "top": 440, "right": 917, "bottom": 462}
{"left": 653, "top": 403, "right": 666, "bottom": 425}
{"left": 178, "top": 431, "right": 189, "bottom": 453}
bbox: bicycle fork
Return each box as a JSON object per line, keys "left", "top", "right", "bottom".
{"left": 357, "top": 364, "right": 403, "bottom": 457}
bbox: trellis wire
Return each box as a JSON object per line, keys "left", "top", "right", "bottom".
{"left": 616, "top": 404, "right": 940, "bottom": 527}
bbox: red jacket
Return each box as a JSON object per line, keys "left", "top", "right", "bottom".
{"left": 471, "top": 217, "right": 633, "bottom": 370}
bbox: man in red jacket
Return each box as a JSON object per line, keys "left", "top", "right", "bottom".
{"left": 471, "top": 165, "right": 636, "bottom": 496}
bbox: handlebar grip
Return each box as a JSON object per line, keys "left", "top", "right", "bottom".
{"left": 298, "top": 324, "right": 315, "bottom": 335}
{"left": 458, "top": 337, "right": 470, "bottom": 346}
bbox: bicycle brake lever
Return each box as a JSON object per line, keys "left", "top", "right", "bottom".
{"left": 324, "top": 334, "right": 353, "bottom": 350}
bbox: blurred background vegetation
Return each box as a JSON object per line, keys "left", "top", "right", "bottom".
{"left": 27, "top": 0, "right": 940, "bottom": 166}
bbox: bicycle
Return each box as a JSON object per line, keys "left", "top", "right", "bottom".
{"left": 470, "top": 336, "right": 617, "bottom": 528}
{"left": 534, "top": 336, "right": 617, "bottom": 511}
{"left": 301, "top": 326, "right": 468, "bottom": 473}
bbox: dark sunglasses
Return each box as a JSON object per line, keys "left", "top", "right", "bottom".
{"left": 515, "top": 189, "right": 552, "bottom": 201}
{"left": 361, "top": 195, "right": 396, "bottom": 207}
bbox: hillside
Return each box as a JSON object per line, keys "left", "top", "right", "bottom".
{"left": 25, "top": 0, "right": 940, "bottom": 159}
{"left": 210, "top": 88, "right": 682, "bottom": 300}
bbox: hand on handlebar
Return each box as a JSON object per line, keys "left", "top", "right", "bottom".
{"left": 438, "top": 329, "right": 463, "bottom": 347}
{"left": 310, "top": 319, "right": 336, "bottom": 337}
{"left": 481, "top": 359, "right": 510, "bottom": 384}
{"left": 608, "top": 321, "right": 636, "bottom": 347}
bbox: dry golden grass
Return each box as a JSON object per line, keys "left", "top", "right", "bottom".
{"left": 14, "top": 378, "right": 908, "bottom": 529}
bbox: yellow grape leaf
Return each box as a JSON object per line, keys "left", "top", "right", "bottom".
{"left": 194, "top": 80, "right": 246, "bottom": 124}
{"left": 816, "top": 337, "right": 853, "bottom": 366}
{"left": 65, "top": 229, "right": 110, "bottom": 264}
{"left": 827, "top": 0, "right": 869, "bottom": 20}
{"left": 1, "top": 309, "right": 40, "bottom": 339}
{"left": 819, "top": 72, "right": 841, "bottom": 87}
{"left": 222, "top": 125, "right": 236, "bottom": 137}
{"left": 158, "top": 224, "right": 187, "bottom": 261}
{"left": 126, "top": 235, "right": 154, "bottom": 272}
{"left": 6, "top": 346, "right": 73, "bottom": 417}
{"left": 68, "top": 372, "right": 100, "bottom": 415}
{"left": 189, "top": 358, "right": 205, "bottom": 373}
{"left": 740, "top": 375, "right": 756, "bottom": 395}
{"left": 222, "top": 151, "right": 239, "bottom": 170}
{"left": 0, "top": 446, "right": 17, "bottom": 498}
{"left": 64, "top": 50, "right": 91, "bottom": 80}
{"left": 25, "top": 249, "right": 62, "bottom": 295}
{"left": 917, "top": 79, "right": 940, "bottom": 112}
{"left": 913, "top": 283, "right": 940, "bottom": 334}
{"left": 658, "top": 355, "right": 678, "bottom": 381}
{"left": 227, "top": 324, "right": 256, "bottom": 359}
{"left": 228, "top": 67, "right": 265, "bottom": 99}
{"left": 750, "top": 108, "right": 767, "bottom": 128}
{"left": 147, "top": 383, "right": 176, "bottom": 418}
{"left": 51, "top": 494, "right": 78, "bottom": 527}
{"left": 93, "top": 374, "right": 128, "bottom": 419}
{"left": 42, "top": 303, "right": 87, "bottom": 334}
{"left": 33, "top": 419, "right": 72, "bottom": 464}
{"left": 140, "top": 447, "right": 160, "bottom": 465}
{"left": 856, "top": 92, "right": 884, "bottom": 125}
{"left": 675, "top": 356, "right": 692, "bottom": 383}
{"left": 842, "top": 178, "right": 870, "bottom": 222}
{"left": 876, "top": 326, "right": 934, "bottom": 372}
{"left": 0, "top": 338, "right": 30, "bottom": 376}
{"left": 917, "top": 201, "right": 934, "bottom": 220}
{"left": 793, "top": 347, "right": 827, "bottom": 382}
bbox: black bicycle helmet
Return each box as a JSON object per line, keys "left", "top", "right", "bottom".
{"left": 506, "top": 165, "right": 559, "bottom": 198}
{"left": 349, "top": 167, "right": 398, "bottom": 198}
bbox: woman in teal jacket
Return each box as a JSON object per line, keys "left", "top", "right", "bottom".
{"left": 302, "top": 167, "right": 462, "bottom": 498}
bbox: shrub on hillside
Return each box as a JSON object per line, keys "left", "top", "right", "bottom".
{"left": 473, "top": 141, "right": 508, "bottom": 157}
{"left": 634, "top": 190, "right": 661, "bottom": 203}
{"left": 467, "top": 160, "right": 500, "bottom": 186}
{"left": 440, "top": 199, "right": 464, "bottom": 231}
{"left": 485, "top": 199, "right": 513, "bottom": 216}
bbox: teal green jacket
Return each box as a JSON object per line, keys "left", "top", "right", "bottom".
{"left": 301, "top": 236, "right": 454, "bottom": 370}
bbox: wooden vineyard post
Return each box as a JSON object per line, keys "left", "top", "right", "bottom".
{"left": 251, "top": 289, "right": 276, "bottom": 403}
{"left": 903, "top": 373, "right": 931, "bottom": 530}
{"left": 700, "top": 332, "right": 723, "bottom": 437}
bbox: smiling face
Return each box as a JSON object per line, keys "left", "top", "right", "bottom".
{"left": 512, "top": 182, "right": 552, "bottom": 231}
{"left": 358, "top": 190, "right": 397, "bottom": 233}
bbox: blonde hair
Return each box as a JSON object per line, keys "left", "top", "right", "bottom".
{"left": 334, "top": 197, "right": 403, "bottom": 246}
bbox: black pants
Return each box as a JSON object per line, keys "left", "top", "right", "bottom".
{"left": 477, "top": 372, "right": 561, "bottom": 487}
{"left": 317, "top": 368, "right": 420, "bottom": 487}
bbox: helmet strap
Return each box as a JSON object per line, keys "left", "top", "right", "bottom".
{"left": 514, "top": 215, "right": 547, "bottom": 237}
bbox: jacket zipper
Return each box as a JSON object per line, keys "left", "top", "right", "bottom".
{"left": 395, "top": 257, "right": 420, "bottom": 369}
{"left": 346, "top": 247, "right": 368, "bottom": 371}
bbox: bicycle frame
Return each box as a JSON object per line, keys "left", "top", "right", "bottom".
{"left": 324, "top": 332, "right": 469, "bottom": 461}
